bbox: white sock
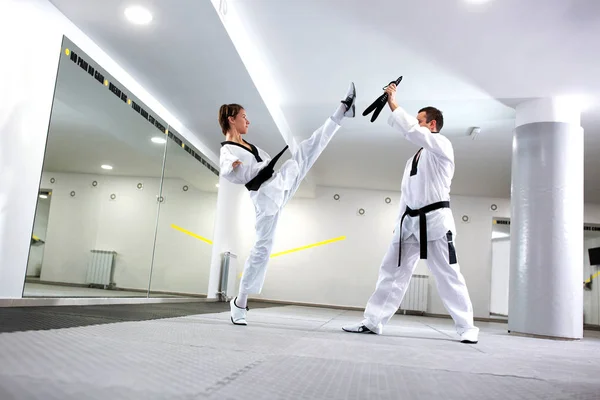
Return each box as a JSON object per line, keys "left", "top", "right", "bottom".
{"left": 236, "top": 293, "right": 248, "bottom": 308}
{"left": 331, "top": 103, "right": 345, "bottom": 124}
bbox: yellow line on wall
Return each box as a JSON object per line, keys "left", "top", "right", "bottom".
{"left": 236, "top": 236, "right": 347, "bottom": 278}
{"left": 171, "top": 224, "right": 213, "bottom": 245}
{"left": 585, "top": 271, "right": 600, "bottom": 284}
{"left": 270, "top": 236, "right": 346, "bottom": 258}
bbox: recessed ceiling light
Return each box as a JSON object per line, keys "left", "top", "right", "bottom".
{"left": 101, "top": 165, "right": 113, "bottom": 170}
{"left": 151, "top": 136, "right": 167, "bottom": 144}
{"left": 556, "top": 94, "right": 595, "bottom": 112}
{"left": 124, "top": 5, "right": 153, "bottom": 25}
{"left": 39, "top": 194, "right": 48, "bottom": 199}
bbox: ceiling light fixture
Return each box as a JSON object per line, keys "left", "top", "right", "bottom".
{"left": 101, "top": 165, "right": 113, "bottom": 170}
{"left": 151, "top": 137, "right": 167, "bottom": 144}
{"left": 215, "top": 184, "right": 220, "bottom": 188}
{"left": 39, "top": 194, "right": 48, "bottom": 199}
{"left": 124, "top": 5, "right": 153, "bottom": 25}
{"left": 556, "top": 94, "right": 595, "bottom": 113}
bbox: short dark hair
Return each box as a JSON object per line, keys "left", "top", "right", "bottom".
{"left": 218, "top": 104, "right": 244, "bottom": 135}
{"left": 419, "top": 106, "right": 444, "bottom": 132}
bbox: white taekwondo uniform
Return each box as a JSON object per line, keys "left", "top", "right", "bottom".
{"left": 352, "top": 106, "right": 479, "bottom": 342}
{"left": 219, "top": 117, "right": 341, "bottom": 295}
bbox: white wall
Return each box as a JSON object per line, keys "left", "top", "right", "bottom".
{"left": 235, "top": 187, "right": 510, "bottom": 319}
{"left": 0, "top": 0, "right": 214, "bottom": 298}
{"left": 37, "top": 172, "right": 216, "bottom": 294}
{"left": 234, "top": 186, "right": 600, "bottom": 320}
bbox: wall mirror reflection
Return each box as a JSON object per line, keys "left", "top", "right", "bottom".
{"left": 24, "top": 36, "right": 218, "bottom": 298}
{"left": 489, "top": 217, "right": 600, "bottom": 328}
{"left": 148, "top": 128, "right": 220, "bottom": 298}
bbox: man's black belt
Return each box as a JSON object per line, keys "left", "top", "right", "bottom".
{"left": 397, "top": 201, "right": 450, "bottom": 267}
{"left": 245, "top": 145, "right": 289, "bottom": 191}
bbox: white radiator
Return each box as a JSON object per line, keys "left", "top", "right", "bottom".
{"left": 399, "top": 274, "right": 429, "bottom": 314}
{"left": 217, "top": 251, "right": 238, "bottom": 301}
{"left": 86, "top": 250, "right": 116, "bottom": 289}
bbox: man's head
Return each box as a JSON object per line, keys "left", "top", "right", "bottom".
{"left": 219, "top": 103, "right": 250, "bottom": 135}
{"left": 417, "top": 106, "right": 443, "bottom": 133}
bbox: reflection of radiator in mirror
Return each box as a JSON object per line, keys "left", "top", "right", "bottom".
{"left": 86, "top": 250, "right": 117, "bottom": 289}
{"left": 399, "top": 274, "right": 429, "bottom": 314}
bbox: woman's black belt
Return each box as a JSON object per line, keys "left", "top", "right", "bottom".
{"left": 245, "top": 145, "right": 289, "bottom": 191}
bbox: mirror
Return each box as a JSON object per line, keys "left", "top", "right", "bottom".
{"left": 489, "top": 217, "right": 600, "bottom": 328}
{"left": 148, "top": 128, "right": 220, "bottom": 297}
{"left": 489, "top": 218, "right": 510, "bottom": 319}
{"left": 23, "top": 36, "right": 218, "bottom": 298}
{"left": 584, "top": 226, "right": 600, "bottom": 327}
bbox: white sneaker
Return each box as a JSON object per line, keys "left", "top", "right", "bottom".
{"left": 341, "top": 82, "right": 356, "bottom": 117}
{"left": 459, "top": 328, "right": 479, "bottom": 344}
{"left": 230, "top": 298, "right": 248, "bottom": 326}
{"left": 342, "top": 322, "right": 378, "bottom": 334}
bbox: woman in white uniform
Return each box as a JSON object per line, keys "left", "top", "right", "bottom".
{"left": 219, "top": 82, "right": 356, "bottom": 325}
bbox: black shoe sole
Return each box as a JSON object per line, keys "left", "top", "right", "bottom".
{"left": 231, "top": 316, "right": 247, "bottom": 326}
{"left": 342, "top": 327, "right": 375, "bottom": 334}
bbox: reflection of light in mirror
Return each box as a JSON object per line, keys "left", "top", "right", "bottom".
{"left": 151, "top": 136, "right": 167, "bottom": 144}
{"left": 101, "top": 165, "right": 113, "bottom": 170}
{"left": 492, "top": 231, "right": 509, "bottom": 240}
{"left": 124, "top": 6, "right": 153, "bottom": 25}
{"left": 39, "top": 195, "right": 48, "bottom": 199}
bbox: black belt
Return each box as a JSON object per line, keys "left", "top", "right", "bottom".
{"left": 245, "top": 145, "right": 289, "bottom": 191}
{"left": 362, "top": 76, "right": 403, "bottom": 122}
{"left": 397, "top": 201, "right": 450, "bottom": 267}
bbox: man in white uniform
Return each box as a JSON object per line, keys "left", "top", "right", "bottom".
{"left": 342, "top": 82, "right": 479, "bottom": 344}
{"left": 219, "top": 83, "right": 356, "bottom": 325}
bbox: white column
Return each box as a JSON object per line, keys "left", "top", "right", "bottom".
{"left": 206, "top": 175, "right": 246, "bottom": 299}
{"left": 508, "top": 97, "right": 584, "bottom": 339}
{"left": 0, "top": 0, "right": 62, "bottom": 298}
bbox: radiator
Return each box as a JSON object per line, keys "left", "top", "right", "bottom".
{"left": 217, "top": 251, "right": 238, "bottom": 301}
{"left": 86, "top": 250, "right": 116, "bottom": 289}
{"left": 399, "top": 274, "right": 429, "bottom": 314}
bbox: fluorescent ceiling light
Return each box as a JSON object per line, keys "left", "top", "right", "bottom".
{"left": 492, "top": 231, "right": 509, "bottom": 240}
{"left": 556, "top": 94, "right": 595, "bottom": 113}
{"left": 39, "top": 194, "right": 48, "bottom": 199}
{"left": 124, "top": 6, "right": 153, "bottom": 25}
{"left": 101, "top": 164, "right": 113, "bottom": 170}
{"left": 151, "top": 136, "right": 167, "bottom": 144}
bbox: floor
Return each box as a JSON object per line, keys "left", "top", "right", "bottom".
{"left": 0, "top": 302, "right": 599, "bottom": 400}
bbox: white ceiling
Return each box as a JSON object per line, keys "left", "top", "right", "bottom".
{"left": 45, "top": 51, "right": 220, "bottom": 193}
{"left": 48, "top": 0, "right": 600, "bottom": 202}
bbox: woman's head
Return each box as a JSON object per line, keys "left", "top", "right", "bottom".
{"left": 219, "top": 104, "right": 249, "bottom": 135}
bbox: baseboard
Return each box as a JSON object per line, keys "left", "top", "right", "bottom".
{"left": 245, "top": 297, "right": 510, "bottom": 323}
{"left": 0, "top": 297, "right": 212, "bottom": 308}
{"left": 23, "top": 279, "right": 208, "bottom": 299}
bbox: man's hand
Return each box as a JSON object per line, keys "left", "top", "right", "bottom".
{"left": 385, "top": 83, "right": 397, "bottom": 99}
{"left": 385, "top": 83, "right": 398, "bottom": 111}
{"left": 232, "top": 160, "right": 242, "bottom": 169}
